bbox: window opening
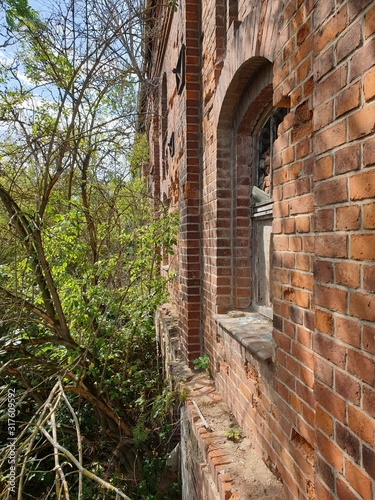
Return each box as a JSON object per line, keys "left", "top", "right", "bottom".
{"left": 251, "top": 107, "right": 288, "bottom": 319}
{"left": 172, "top": 44, "right": 186, "bottom": 95}
{"left": 252, "top": 108, "right": 288, "bottom": 208}
{"left": 168, "top": 132, "right": 175, "bottom": 157}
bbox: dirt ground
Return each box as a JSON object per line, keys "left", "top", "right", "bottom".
{"left": 185, "top": 373, "right": 285, "bottom": 499}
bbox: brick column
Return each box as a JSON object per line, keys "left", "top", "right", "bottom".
{"left": 178, "top": 0, "right": 202, "bottom": 363}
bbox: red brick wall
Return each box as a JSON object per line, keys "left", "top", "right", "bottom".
{"left": 312, "top": 2, "right": 375, "bottom": 498}
{"left": 145, "top": 0, "right": 375, "bottom": 498}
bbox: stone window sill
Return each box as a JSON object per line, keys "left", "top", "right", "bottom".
{"left": 214, "top": 311, "right": 275, "bottom": 362}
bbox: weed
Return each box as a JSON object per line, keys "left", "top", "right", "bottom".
{"left": 225, "top": 427, "right": 243, "bottom": 442}
{"left": 193, "top": 354, "right": 210, "bottom": 376}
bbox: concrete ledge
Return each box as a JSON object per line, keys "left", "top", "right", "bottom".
{"left": 215, "top": 311, "right": 274, "bottom": 362}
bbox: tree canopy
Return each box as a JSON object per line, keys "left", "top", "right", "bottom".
{"left": 0, "top": 0, "right": 179, "bottom": 498}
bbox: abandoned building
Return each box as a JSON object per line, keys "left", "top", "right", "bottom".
{"left": 142, "top": 0, "right": 375, "bottom": 498}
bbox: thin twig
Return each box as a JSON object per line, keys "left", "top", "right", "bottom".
{"left": 192, "top": 400, "right": 212, "bottom": 431}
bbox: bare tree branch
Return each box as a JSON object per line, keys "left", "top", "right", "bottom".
{"left": 39, "top": 424, "right": 131, "bottom": 500}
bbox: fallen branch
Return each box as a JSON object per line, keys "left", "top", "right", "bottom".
{"left": 39, "top": 425, "right": 131, "bottom": 499}
{"left": 58, "top": 378, "right": 82, "bottom": 498}
{"left": 51, "top": 410, "right": 70, "bottom": 499}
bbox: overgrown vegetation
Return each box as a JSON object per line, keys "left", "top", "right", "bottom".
{"left": 193, "top": 354, "right": 210, "bottom": 377}
{"left": 0, "top": 0, "right": 180, "bottom": 498}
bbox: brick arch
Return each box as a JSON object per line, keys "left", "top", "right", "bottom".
{"left": 214, "top": 0, "right": 283, "bottom": 129}
{"left": 217, "top": 57, "right": 270, "bottom": 131}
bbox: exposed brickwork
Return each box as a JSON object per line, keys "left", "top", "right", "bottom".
{"left": 145, "top": 0, "right": 375, "bottom": 498}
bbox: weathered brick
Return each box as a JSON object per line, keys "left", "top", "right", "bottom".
{"left": 336, "top": 205, "right": 360, "bottom": 231}
{"left": 363, "top": 445, "right": 375, "bottom": 480}
{"left": 335, "top": 144, "right": 360, "bottom": 174}
{"left": 315, "top": 308, "right": 333, "bottom": 334}
{"left": 314, "top": 208, "right": 334, "bottom": 232}
{"left": 336, "top": 477, "right": 362, "bottom": 500}
{"left": 313, "top": 0, "right": 334, "bottom": 30}
{"left": 314, "top": 100, "right": 334, "bottom": 130}
{"left": 315, "top": 177, "right": 348, "bottom": 205}
{"left": 363, "top": 67, "right": 375, "bottom": 102}
{"left": 314, "top": 46, "right": 335, "bottom": 80}
{"left": 363, "top": 265, "right": 375, "bottom": 293}
{"left": 315, "top": 234, "right": 347, "bottom": 258}
{"left": 363, "top": 202, "right": 375, "bottom": 229}
{"left": 146, "top": 2, "right": 375, "bottom": 497}
{"left": 314, "top": 333, "right": 346, "bottom": 368}
{"left": 314, "top": 121, "right": 346, "bottom": 154}
{"left": 349, "top": 291, "right": 375, "bottom": 321}
{"left": 291, "top": 271, "right": 314, "bottom": 290}
{"left": 348, "top": 0, "right": 373, "bottom": 22}
{"left": 316, "top": 430, "right": 343, "bottom": 471}
{"left": 347, "top": 347, "right": 375, "bottom": 385}
{"left": 348, "top": 101, "right": 375, "bottom": 140}
{"left": 289, "top": 194, "right": 314, "bottom": 215}
{"left": 315, "top": 478, "right": 335, "bottom": 500}
{"left": 335, "top": 422, "right": 360, "bottom": 463}
{"left": 315, "top": 356, "right": 334, "bottom": 387}
{"left": 363, "top": 137, "right": 375, "bottom": 168}
{"left": 315, "top": 284, "right": 347, "bottom": 314}
{"left": 363, "top": 324, "right": 375, "bottom": 355}
{"left": 336, "top": 22, "right": 361, "bottom": 63}
{"left": 348, "top": 405, "right": 375, "bottom": 445}
{"left": 316, "top": 405, "right": 333, "bottom": 437}
{"left": 296, "top": 253, "right": 310, "bottom": 271}
{"left": 335, "top": 82, "right": 360, "bottom": 118}
{"left": 335, "top": 261, "right": 360, "bottom": 288}
{"left": 316, "top": 382, "right": 346, "bottom": 422}
{"left": 350, "top": 38, "right": 375, "bottom": 81}
{"left": 363, "top": 385, "right": 375, "bottom": 419}
{"left": 335, "top": 369, "right": 361, "bottom": 406}
{"left": 345, "top": 460, "right": 373, "bottom": 500}
{"left": 315, "top": 65, "right": 347, "bottom": 105}
{"left": 365, "top": 3, "right": 375, "bottom": 38}
{"left": 296, "top": 57, "right": 311, "bottom": 84}
{"left": 335, "top": 316, "right": 360, "bottom": 348}
{"left": 292, "top": 340, "right": 314, "bottom": 369}
{"left": 350, "top": 234, "right": 375, "bottom": 260}
{"left": 296, "top": 215, "right": 310, "bottom": 233}
{"left": 315, "top": 8, "right": 347, "bottom": 53}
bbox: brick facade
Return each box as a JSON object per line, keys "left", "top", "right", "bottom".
{"left": 144, "top": 0, "right": 375, "bottom": 498}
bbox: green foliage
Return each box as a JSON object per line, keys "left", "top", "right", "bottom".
{"left": 193, "top": 354, "right": 210, "bottom": 376}
{"left": 179, "top": 387, "right": 187, "bottom": 404}
{"left": 136, "top": 452, "right": 181, "bottom": 500}
{"left": 3, "top": 0, "right": 38, "bottom": 28}
{"left": 0, "top": 0, "right": 180, "bottom": 497}
{"left": 167, "top": 0, "right": 179, "bottom": 12}
{"left": 225, "top": 427, "right": 243, "bottom": 442}
{"left": 128, "top": 132, "right": 149, "bottom": 177}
